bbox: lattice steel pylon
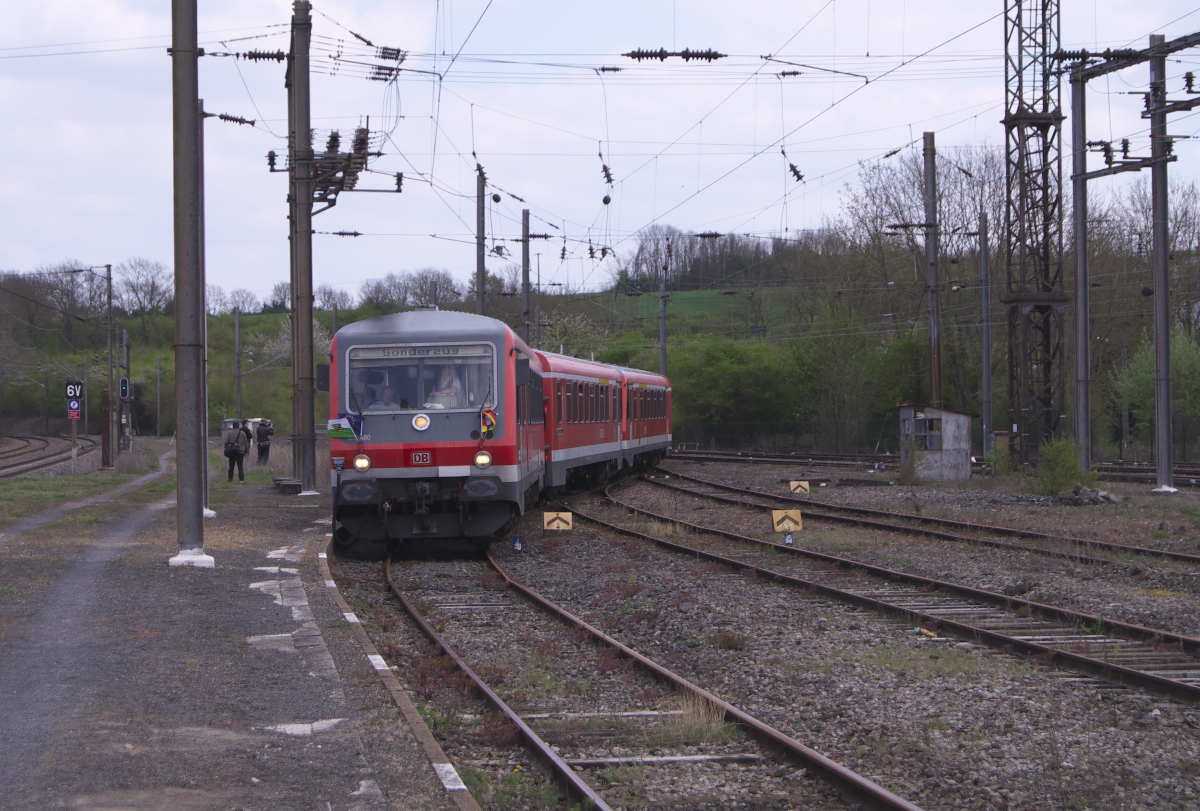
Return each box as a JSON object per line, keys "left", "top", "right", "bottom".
{"left": 1003, "top": 0, "right": 1067, "bottom": 463}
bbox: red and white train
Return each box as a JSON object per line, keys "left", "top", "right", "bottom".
{"left": 325, "top": 308, "right": 670, "bottom": 555}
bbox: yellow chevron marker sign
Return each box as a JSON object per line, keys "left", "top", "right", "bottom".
{"left": 772, "top": 510, "right": 803, "bottom": 532}
{"left": 789, "top": 481, "right": 810, "bottom": 494}
{"left": 543, "top": 512, "right": 573, "bottom": 531}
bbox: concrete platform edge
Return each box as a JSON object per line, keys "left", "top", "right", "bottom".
{"left": 316, "top": 543, "right": 482, "bottom": 811}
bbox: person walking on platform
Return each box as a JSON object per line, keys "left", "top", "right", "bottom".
{"left": 256, "top": 419, "right": 274, "bottom": 464}
{"left": 224, "top": 421, "right": 250, "bottom": 482}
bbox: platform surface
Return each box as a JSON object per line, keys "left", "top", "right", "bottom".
{"left": 0, "top": 473, "right": 457, "bottom": 811}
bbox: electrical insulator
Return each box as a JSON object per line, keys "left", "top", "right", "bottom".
{"left": 560, "top": 246, "right": 567, "bottom": 260}
{"left": 267, "top": 150, "right": 277, "bottom": 170}
{"left": 395, "top": 172, "right": 403, "bottom": 192}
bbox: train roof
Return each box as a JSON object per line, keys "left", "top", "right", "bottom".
{"left": 534, "top": 350, "right": 669, "bottom": 387}
{"left": 335, "top": 308, "right": 513, "bottom": 345}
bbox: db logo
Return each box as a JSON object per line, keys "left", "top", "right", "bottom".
{"left": 411, "top": 451, "right": 432, "bottom": 466}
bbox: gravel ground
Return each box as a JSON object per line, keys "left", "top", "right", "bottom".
{"left": 657, "top": 462, "right": 1200, "bottom": 640}
{"left": 484, "top": 500, "right": 1200, "bottom": 811}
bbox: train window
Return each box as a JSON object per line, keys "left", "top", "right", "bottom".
{"left": 566, "top": 381, "right": 573, "bottom": 423}
{"left": 601, "top": 385, "right": 607, "bottom": 422}
{"left": 589, "top": 383, "right": 595, "bottom": 423}
{"left": 346, "top": 344, "right": 493, "bottom": 413}
{"left": 557, "top": 380, "right": 563, "bottom": 424}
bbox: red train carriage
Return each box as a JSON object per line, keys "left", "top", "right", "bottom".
{"left": 537, "top": 352, "right": 671, "bottom": 490}
{"left": 323, "top": 308, "right": 670, "bottom": 556}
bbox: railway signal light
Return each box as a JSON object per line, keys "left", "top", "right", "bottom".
{"left": 119, "top": 377, "right": 130, "bottom": 400}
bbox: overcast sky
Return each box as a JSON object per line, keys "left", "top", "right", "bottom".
{"left": 3, "top": 1, "right": 1199, "bottom": 301}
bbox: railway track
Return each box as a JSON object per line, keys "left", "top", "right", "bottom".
{"left": 653, "top": 465, "right": 1200, "bottom": 567}
{"left": 0, "top": 434, "right": 97, "bottom": 478}
{"left": 672, "top": 448, "right": 1200, "bottom": 486}
{"left": 587, "top": 480, "right": 1200, "bottom": 705}
{"left": 384, "top": 555, "right": 923, "bottom": 811}
{"left": 0, "top": 435, "right": 46, "bottom": 462}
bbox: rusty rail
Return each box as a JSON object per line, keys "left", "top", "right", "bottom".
{"left": 385, "top": 560, "right": 612, "bottom": 811}
{"left": 590, "top": 485, "right": 1200, "bottom": 705}
{"left": 660, "top": 466, "right": 1200, "bottom": 566}
{"left": 485, "top": 553, "right": 925, "bottom": 811}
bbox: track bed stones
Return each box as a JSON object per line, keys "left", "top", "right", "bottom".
{"left": 498, "top": 498, "right": 1200, "bottom": 810}
{"left": 333, "top": 557, "right": 849, "bottom": 810}
{"left": 654, "top": 465, "right": 1200, "bottom": 639}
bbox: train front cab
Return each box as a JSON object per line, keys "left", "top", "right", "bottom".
{"left": 328, "top": 310, "right": 544, "bottom": 555}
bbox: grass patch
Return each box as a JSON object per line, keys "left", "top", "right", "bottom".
{"left": 1151, "top": 529, "right": 1170, "bottom": 540}
{"left": 707, "top": 631, "right": 746, "bottom": 650}
{"left": 461, "top": 764, "right": 559, "bottom": 808}
{"left": 0, "top": 470, "right": 141, "bottom": 526}
{"left": 1136, "top": 588, "right": 1188, "bottom": 598}
{"left": 867, "top": 643, "right": 1018, "bottom": 679}
{"left": 648, "top": 692, "right": 738, "bottom": 747}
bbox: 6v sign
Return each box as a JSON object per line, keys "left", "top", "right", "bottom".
{"left": 64, "top": 382, "right": 83, "bottom": 399}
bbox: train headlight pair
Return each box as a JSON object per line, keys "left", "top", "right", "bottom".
{"left": 353, "top": 454, "right": 372, "bottom": 472}
{"left": 473, "top": 451, "right": 492, "bottom": 469}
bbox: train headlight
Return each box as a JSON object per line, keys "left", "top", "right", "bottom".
{"left": 412, "top": 414, "right": 431, "bottom": 431}
{"left": 353, "top": 454, "right": 372, "bottom": 472}
{"left": 473, "top": 450, "right": 492, "bottom": 469}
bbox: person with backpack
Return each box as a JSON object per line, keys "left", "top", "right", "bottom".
{"left": 256, "top": 419, "right": 274, "bottom": 464}
{"left": 223, "top": 421, "right": 250, "bottom": 482}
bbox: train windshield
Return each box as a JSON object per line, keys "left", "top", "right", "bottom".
{"left": 346, "top": 343, "right": 494, "bottom": 413}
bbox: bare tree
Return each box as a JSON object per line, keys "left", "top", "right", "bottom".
{"left": 316, "top": 284, "right": 353, "bottom": 311}
{"left": 206, "top": 284, "right": 229, "bottom": 315}
{"left": 410, "top": 267, "right": 461, "bottom": 306}
{"left": 358, "top": 278, "right": 393, "bottom": 310}
{"left": 266, "top": 281, "right": 290, "bottom": 313}
{"left": 229, "top": 288, "right": 260, "bottom": 314}
{"left": 117, "top": 258, "right": 172, "bottom": 314}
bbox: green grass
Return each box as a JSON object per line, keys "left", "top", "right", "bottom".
{"left": 0, "top": 470, "right": 140, "bottom": 526}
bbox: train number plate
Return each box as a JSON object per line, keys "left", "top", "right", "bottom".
{"left": 411, "top": 451, "right": 433, "bottom": 466}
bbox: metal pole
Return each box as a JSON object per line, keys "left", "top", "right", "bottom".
{"left": 287, "top": 25, "right": 301, "bottom": 484}
{"left": 1071, "top": 64, "right": 1091, "bottom": 471}
{"left": 169, "top": 0, "right": 208, "bottom": 562}
{"left": 923, "top": 132, "right": 942, "bottom": 408}
{"left": 1122, "top": 346, "right": 1130, "bottom": 461}
{"left": 198, "top": 98, "right": 210, "bottom": 511}
{"left": 980, "top": 212, "right": 992, "bottom": 455}
{"left": 1150, "top": 34, "right": 1173, "bottom": 490}
{"left": 235, "top": 306, "right": 242, "bottom": 419}
{"left": 121, "top": 330, "right": 129, "bottom": 449}
{"left": 292, "top": 0, "right": 317, "bottom": 494}
{"left": 83, "top": 361, "right": 88, "bottom": 436}
{"left": 522, "top": 209, "right": 530, "bottom": 343}
{"left": 105, "top": 264, "right": 114, "bottom": 468}
{"left": 476, "top": 166, "right": 486, "bottom": 315}
{"left": 659, "top": 280, "right": 667, "bottom": 375}
{"left": 156, "top": 356, "right": 161, "bottom": 437}
{"left": 43, "top": 371, "right": 48, "bottom": 436}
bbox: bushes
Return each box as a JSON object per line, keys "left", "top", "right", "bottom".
{"left": 1031, "top": 436, "right": 1098, "bottom": 496}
